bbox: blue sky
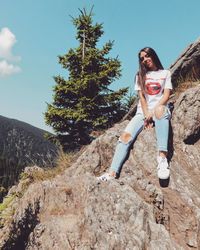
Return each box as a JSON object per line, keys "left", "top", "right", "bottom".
{"left": 0, "top": 0, "right": 199, "bottom": 132}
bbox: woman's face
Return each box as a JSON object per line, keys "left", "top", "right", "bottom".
{"left": 139, "top": 51, "right": 157, "bottom": 71}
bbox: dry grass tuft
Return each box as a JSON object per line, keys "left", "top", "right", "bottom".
{"left": 20, "top": 150, "right": 76, "bottom": 184}
{"left": 55, "top": 150, "right": 75, "bottom": 173}
{"left": 175, "top": 80, "right": 199, "bottom": 94}
{"left": 171, "top": 80, "right": 200, "bottom": 102}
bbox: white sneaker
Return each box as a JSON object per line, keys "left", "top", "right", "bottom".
{"left": 97, "top": 172, "right": 116, "bottom": 182}
{"left": 157, "top": 156, "right": 170, "bottom": 179}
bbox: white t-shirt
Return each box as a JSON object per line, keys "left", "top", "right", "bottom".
{"left": 135, "top": 69, "right": 173, "bottom": 114}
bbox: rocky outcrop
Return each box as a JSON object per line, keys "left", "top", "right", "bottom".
{"left": 0, "top": 85, "right": 199, "bottom": 249}
{"left": 172, "top": 86, "right": 200, "bottom": 144}
{"left": 170, "top": 37, "right": 200, "bottom": 87}
{"left": 0, "top": 116, "right": 59, "bottom": 200}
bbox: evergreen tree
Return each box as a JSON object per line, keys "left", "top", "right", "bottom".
{"left": 45, "top": 7, "right": 128, "bottom": 149}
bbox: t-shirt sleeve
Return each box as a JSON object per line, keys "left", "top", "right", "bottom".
{"left": 164, "top": 70, "right": 173, "bottom": 89}
{"left": 134, "top": 74, "right": 141, "bottom": 91}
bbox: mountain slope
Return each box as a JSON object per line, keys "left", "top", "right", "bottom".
{"left": 0, "top": 115, "right": 58, "bottom": 200}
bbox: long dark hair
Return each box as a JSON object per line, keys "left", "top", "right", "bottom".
{"left": 137, "top": 47, "right": 164, "bottom": 93}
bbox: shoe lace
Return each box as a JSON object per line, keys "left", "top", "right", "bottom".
{"left": 158, "top": 157, "right": 168, "bottom": 169}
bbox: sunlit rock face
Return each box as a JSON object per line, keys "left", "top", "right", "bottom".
{"left": 0, "top": 84, "right": 199, "bottom": 250}
{"left": 170, "top": 37, "right": 200, "bottom": 87}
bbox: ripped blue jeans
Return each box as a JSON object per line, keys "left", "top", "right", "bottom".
{"left": 110, "top": 107, "right": 171, "bottom": 174}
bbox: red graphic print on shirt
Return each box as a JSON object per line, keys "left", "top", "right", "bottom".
{"left": 145, "top": 82, "right": 161, "bottom": 95}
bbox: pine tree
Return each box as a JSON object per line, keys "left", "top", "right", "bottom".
{"left": 45, "top": 7, "right": 128, "bottom": 149}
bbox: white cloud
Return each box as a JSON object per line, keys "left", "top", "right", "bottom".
{"left": 0, "top": 27, "right": 21, "bottom": 77}
{"left": 0, "top": 60, "right": 21, "bottom": 77}
{"left": 0, "top": 27, "right": 21, "bottom": 61}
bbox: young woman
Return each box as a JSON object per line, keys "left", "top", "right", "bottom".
{"left": 98, "top": 47, "right": 173, "bottom": 181}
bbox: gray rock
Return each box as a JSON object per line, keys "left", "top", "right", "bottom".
{"left": 172, "top": 86, "right": 200, "bottom": 144}
{"left": 170, "top": 37, "right": 200, "bottom": 87}
{"left": 0, "top": 85, "right": 199, "bottom": 249}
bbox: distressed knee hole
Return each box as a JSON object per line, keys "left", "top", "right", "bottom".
{"left": 119, "top": 132, "right": 132, "bottom": 144}
{"left": 154, "top": 105, "right": 166, "bottom": 119}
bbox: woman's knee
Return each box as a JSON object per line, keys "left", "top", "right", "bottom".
{"left": 119, "top": 132, "right": 132, "bottom": 144}
{"left": 154, "top": 105, "right": 166, "bottom": 119}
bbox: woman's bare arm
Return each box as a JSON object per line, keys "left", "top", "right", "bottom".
{"left": 138, "top": 90, "right": 152, "bottom": 119}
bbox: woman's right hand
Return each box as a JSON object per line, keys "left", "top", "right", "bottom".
{"left": 144, "top": 109, "right": 153, "bottom": 121}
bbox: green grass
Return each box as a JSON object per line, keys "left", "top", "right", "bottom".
{"left": 0, "top": 195, "right": 15, "bottom": 213}
{"left": 0, "top": 193, "right": 16, "bottom": 228}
